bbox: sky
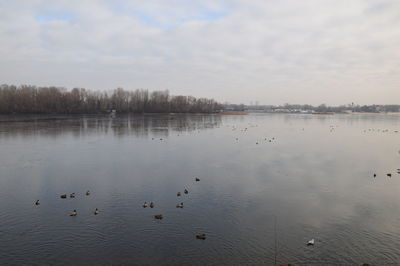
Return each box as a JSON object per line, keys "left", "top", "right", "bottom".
{"left": 0, "top": 0, "right": 399, "bottom": 105}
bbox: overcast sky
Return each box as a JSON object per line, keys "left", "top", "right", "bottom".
{"left": 0, "top": 0, "right": 399, "bottom": 105}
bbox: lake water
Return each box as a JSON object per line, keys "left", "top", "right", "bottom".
{"left": 0, "top": 113, "right": 400, "bottom": 265}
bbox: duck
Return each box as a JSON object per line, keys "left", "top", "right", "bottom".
{"left": 176, "top": 202, "right": 184, "bottom": 208}
{"left": 195, "top": 178, "right": 200, "bottom": 182}
{"left": 307, "top": 239, "right": 315, "bottom": 246}
{"left": 387, "top": 173, "right": 392, "bottom": 177}
{"left": 184, "top": 189, "right": 188, "bottom": 194}
{"left": 143, "top": 202, "right": 148, "bottom": 208}
{"left": 60, "top": 194, "right": 67, "bottom": 199}
{"left": 177, "top": 192, "right": 181, "bottom": 197}
{"left": 150, "top": 202, "right": 154, "bottom": 208}
{"left": 373, "top": 173, "right": 376, "bottom": 177}
{"left": 86, "top": 190, "right": 90, "bottom": 196}
{"left": 35, "top": 200, "right": 40, "bottom": 205}
{"left": 154, "top": 214, "right": 163, "bottom": 220}
{"left": 196, "top": 233, "right": 206, "bottom": 240}
{"left": 70, "top": 210, "right": 77, "bottom": 216}
{"left": 70, "top": 193, "right": 76, "bottom": 198}
{"left": 94, "top": 208, "right": 100, "bottom": 215}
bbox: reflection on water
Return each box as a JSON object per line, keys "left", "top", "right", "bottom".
{"left": 0, "top": 113, "right": 400, "bottom": 265}
{"left": 0, "top": 114, "right": 222, "bottom": 138}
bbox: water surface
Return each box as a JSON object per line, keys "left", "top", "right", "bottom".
{"left": 0, "top": 113, "right": 400, "bottom": 265}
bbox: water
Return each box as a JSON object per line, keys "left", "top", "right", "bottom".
{"left": 0, "top": 113, "right": 399, "bottom": 265}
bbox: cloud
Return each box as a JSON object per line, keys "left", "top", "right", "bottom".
{"left": 0, "top": 0, "right": 399, "bottom": 105}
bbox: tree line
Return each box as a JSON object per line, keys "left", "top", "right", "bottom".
{"left": 0, "top": 84, "right": 222, "bottom": 114}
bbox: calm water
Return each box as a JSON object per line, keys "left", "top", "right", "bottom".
{"left": 1, "top": 113, "right": 400, "bottom": 265}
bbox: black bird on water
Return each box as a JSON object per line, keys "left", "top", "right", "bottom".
{"left": 196, "top": 233, "right": 206, "bottom": 240}
{"left": 154, "top": 214, "right": 163, "bottom": 220}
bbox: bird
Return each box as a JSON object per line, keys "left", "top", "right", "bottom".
{"left": 35, "top": 200, "right": 40, "bottom": 205}
{"left": 307, "top": 239, "right": 315, "bottom": 246}
{"left": 176, "top": 202, "right": 184, "bottom": 208}
{"left": 195, "top": 178, "right": 200, "bottom": 182}
{"left": 60, "top": 194, "right": 67, "bottom": 199}
{"left": 70, "top": 193, "right": 76, "bottom": 198}
{"left": 86, "top": 190, "right": 90, "bottom": 196}
{"left": 196, "top": 233, "right": 206, "bottom": 240}
{"left": 150, "top": 202, "right": 154, "bottom": 208}
{"left": 143, "top": 202, "right": 148, "bottom": 208}
{"left": 94, "top": 208, "right": 100, "bottom": 215}
{"left": 387, "top": 173, "right": 392, "bottom": 177}
{"left": 70, "top": 210, "right": 77, "bottom": 216}
{"left": 373, "top": 173, "right": 376, "bottom": 177}
{"left": 184, "top": 189, "right": 188, "bottom": 194}
{"left": 154, "top": 214, "right": 163, "bottom": 220}
{"left": 177, "top": 192, "right": 181, "bottom": 197}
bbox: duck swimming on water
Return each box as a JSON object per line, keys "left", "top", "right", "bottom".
{"left": 35, "top": 200, "right": 40, "bottom": 205}
{"left": 150, "top": 202, "right": 154, "bottom": 208}
{"left": 70, "top": 193, "right": 76, "bottom": 198}
{"left": 94, "top": 208, "right": 100, "bottom": 215}
{"left": 196, "top": 233, "right": 206, "bottom": 240}
{"left": 60, "top": 194, "right": 67, "bottom": 199}
{"left": 143, "top": 202, "right": 148, "bottom": 208}
{"left": 154, "top": 214, "right": 163, "bottom": 220}
{"left": 70, "top": 210, "right": 77, "bottom": 216}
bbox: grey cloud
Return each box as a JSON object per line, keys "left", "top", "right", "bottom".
{"left": 0, "top": 0, "right": 399, "bottom": 105}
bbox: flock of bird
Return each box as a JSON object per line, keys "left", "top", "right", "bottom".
{"left": 35, "top": 190, "right": 99, "bottom": 216}
{"left": 363, "top": 128, "right": 398, "bottom": 133}
{"left": 374, "top": 169, "right": 400, "bottom": 178}
{"left": 141, "top": 177, "right": 206, "bottom": 239}
{"left": 34, "top": 178, "right": 207, "bottom": 240}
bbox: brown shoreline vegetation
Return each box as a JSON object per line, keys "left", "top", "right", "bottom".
{"left": 0, "top": 84, "right": 222, "bottom": 114}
